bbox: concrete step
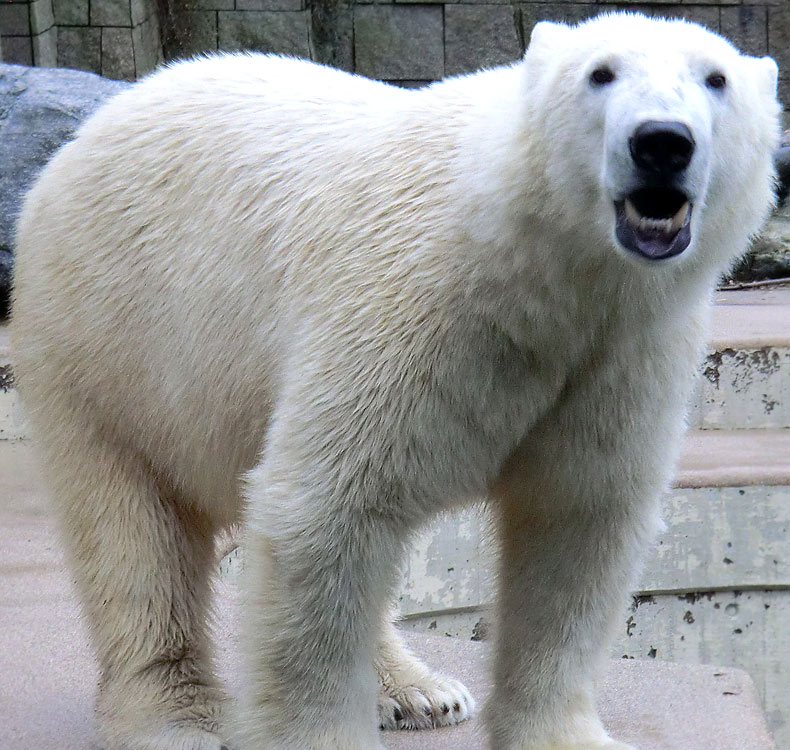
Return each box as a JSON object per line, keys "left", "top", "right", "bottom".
{"left": 677, "top": 427, "right": 790, "bottom": 488}
{"left": 0, "top": 441, "right": 776, "bottom": 749}
{"left": 689, "top": 287, "right": 790, "bottom": 429}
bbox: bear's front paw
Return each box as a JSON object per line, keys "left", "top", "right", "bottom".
{"left": 378, "top": 675, "right": 475, "bottom": 730}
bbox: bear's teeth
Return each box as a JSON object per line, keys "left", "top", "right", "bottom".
{"left": 624, "top": 198, "right": 642, "bottom": 227}
{"left": 670, "top": 201, "right": 690, "bottom": 232}
{"left": 624, "top": 198, "right": 690, "bottom": 236}
{"left": 639, "top": 216, "right": 672, "bottom": 233}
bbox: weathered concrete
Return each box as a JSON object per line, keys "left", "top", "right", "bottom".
{"left": 0, "top": 440, "right": 777, "bottom": 749}
{"left": 689, "top": 287, "right": 790, "bottom": 429}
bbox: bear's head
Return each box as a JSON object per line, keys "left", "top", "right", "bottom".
{"left": 521, "top": 12, "right": 780, "bottom": 268}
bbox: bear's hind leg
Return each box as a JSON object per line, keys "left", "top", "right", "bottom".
{"left": 375, "top": 613, "right": 475, "bottom": 730}
{"left": 39, "top": 420, "right": 228, "bottom": 750}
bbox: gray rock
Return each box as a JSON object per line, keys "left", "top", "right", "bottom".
{"left": 0, "top": 63, "right": 129, "bottom": 317}
{"left": 728, "top": 215, "right": 790, "bottom": 284}
{"left": 775, "top": 131, "right": 790, "bottom": 206}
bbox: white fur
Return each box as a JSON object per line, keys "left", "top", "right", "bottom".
{"left": 10, "top": 12, "right": 779, "bottom": 750}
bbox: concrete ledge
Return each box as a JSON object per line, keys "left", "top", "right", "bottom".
{"left": 676, "top": 428, "right": 790, "bottom": 488}
{"left": 710, "top": 287, "right": 790, "bottom": 350}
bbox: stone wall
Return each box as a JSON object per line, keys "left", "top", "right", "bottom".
{"left": 0, "top": 0, "right": 162, "bottom": 78}
{"left": 1, "top": 0, "right": 788, "bottom": 105}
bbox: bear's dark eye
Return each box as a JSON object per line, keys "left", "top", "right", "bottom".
{"left": 590, "top": 67, "right": 616, "bottom": 86}
{"left": 706, "top": 72, "right": 726, "bottom": 90}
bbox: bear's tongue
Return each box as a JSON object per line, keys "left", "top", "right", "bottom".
{"left": 615, "top": 193, "right": 692, "bottom": 260}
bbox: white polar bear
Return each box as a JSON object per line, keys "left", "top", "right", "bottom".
{"left": 10, "top": 12, "right": 779, "bottom": 750}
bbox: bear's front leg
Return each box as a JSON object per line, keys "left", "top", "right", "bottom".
{"left": 235, "top": 420, "right": 408, "bottom": 750}
{"left": 483, "top": 299, "right": 701, "bottom": 750}
{"left": 487, "top": 487, "right": 645, "bottom": 750}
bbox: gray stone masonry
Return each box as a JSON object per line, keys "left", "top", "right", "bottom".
{"left": 354, "top": 4, "right": 443, "bottom": 80}
{"left": 2, "top": 0, "right": 162, "bottom": 79}
{"left": 1, "top": 0, "right": 787, "bottom": 103}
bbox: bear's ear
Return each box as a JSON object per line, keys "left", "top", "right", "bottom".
{"left": 526, "top": 21, "right": 572, "bottom": 55}
{"left": 748, "top": 55, "right": 779, "bottom": 98}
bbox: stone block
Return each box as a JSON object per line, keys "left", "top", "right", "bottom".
{"left": 769, "top": 6, "right": 790, "bottom": 77}
{"left": 390, "top": 80, "right": 427, "bottom": 88}
{"left": 182, "top": 0, "right": 234, "bottom": 10}
{"left": 672, "top": 0, "right": 738, "bottom": 5}
{"left": 237, "top": 0, "right": 303, "bottom": 10}
{"left": 57, "top": 26, "right": 100, "bottom": 73}
{"left": 1, "top": 36, "right": 32, "bottom": 65}
{"left": 445, "top": 5, "right": 521, "bottom": 76}
{"left": 132, "top": 14, "right": 162, "bottom": 76}
{"left": 53, "top": 0, "right": 88, "bottom": 25}
{"left": 218, "top": 10, "right": 311, "bottom": 58}
{"left": 398, "top": 0, "right": 510, "bottom": 4}
{"left": 170, "top": 10, "right": 217, "bottom": 59}
{"left": 521, "top": 3, "right": 597, "bottom": 39}
{"left": 131, "top": 0, "right": 156, "bottom": 25}
{"left": 596, "top": 0, "right": 673, "bottom": 4}
{"left": 32, "top": 26, "right": 56, "bottom": 66}
{"left": 651, "top": 5, "right": 720, "bottom": 32}
{"left": 90, "top": 0, "right": 132, "bottom": 27}
{"left": 721, "top": 5, "right": 768, "bottom": 58}
{"left": 354, "top": 5, "right": 443, "bottom": 81}
{"left": 779, "top": 79, "right": 789, "bottom": 113}
{"left": 29, "top": 0, "right": 54, "bottom": 34}
{"left": 0, "top": 4, "right": 31, "bottom": 35}
{"left": 102, "top": 27, "right": 135, "bottom": 80}
{"left": 311, "top": 2, "right": 353, "bottom": 71}
{"left": 609, "top": 4, "right": 653, "bottom": 14}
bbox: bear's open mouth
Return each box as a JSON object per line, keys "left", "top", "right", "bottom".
{"left": 614, "top": 187, "right": 692, "bottom": 260}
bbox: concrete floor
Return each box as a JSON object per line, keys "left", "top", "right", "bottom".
{"left": 1, "top": 443, "right": 778, "bottom": 750}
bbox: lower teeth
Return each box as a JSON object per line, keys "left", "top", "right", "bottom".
{"left": 624, "top": 198, "right": 689, "bottom": 235}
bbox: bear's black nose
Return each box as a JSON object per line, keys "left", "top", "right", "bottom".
{"left": 629, "top": 120, "right": 695, "bottom": 177}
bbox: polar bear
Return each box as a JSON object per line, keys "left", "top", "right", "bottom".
{"left": 10, "top": 11, "right": 779, "bottom": 750}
